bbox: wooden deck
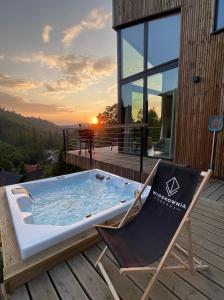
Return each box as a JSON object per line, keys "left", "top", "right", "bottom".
{"left": 1, "top": 197, "right": 224, "bottom": 300}
{"left": 66, "top": 147, "right": 159, "bottom": 183}
{"left": 202, "top": 179, "right": 224, "bottom": 204}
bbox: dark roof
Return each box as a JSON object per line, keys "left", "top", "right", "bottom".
{"left": 0, "top": 171, "right": 23, "bottom": 187}
{"left": 21, "top": 170, "right": 43, "bottom": 182}
{"left": 25, "top": 164, "right": 40, "bottom": 173}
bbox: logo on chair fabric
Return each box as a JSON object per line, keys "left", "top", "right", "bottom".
{"left": 165, "top": 177, "right": 180, "bottom": 196}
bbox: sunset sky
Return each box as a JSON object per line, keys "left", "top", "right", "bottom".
{"left": 0, "top": 0, "right": 117, "bottom": 125}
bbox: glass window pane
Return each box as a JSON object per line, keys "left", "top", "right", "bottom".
{"left": 215, "top": 0, "right": 224, "bottom": 30}
{"left": 148, "top": 14, "right": 180, "bottom": 68}
{"left": 147, "top": 68, "right": 178, "bottom": 159}
{"left": 121, "top": 79, "right": 143, "bottom": 154}
{"left": 121, "top": 79, "right": 144, "bottom": 124}
{"left": 121, "top": 24, "right": 144, "bottom": 78}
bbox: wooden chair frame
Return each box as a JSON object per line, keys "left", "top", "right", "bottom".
{"left": 95, "top": 160, "right": 212, "bottom": 300}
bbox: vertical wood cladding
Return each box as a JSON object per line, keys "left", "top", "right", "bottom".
{"left": 113, "top": 0, "right": 224, "bottom": 178}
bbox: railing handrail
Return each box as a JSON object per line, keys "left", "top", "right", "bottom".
{"left": 63, "top": 123, "right": 148, "bottom": 132}
{"left": 91, "top": 123, "right": 148, "bottom": 129}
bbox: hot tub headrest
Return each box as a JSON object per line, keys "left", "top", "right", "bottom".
{"left": 12, "top": 188, "right": 32, "bottom": 198}
{"left": 96, "top": 173, "right": 105, "bottom": 180}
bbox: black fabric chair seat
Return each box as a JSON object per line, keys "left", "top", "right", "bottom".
{"left": 97, "top": 162, "right": 200, "bottom": 268}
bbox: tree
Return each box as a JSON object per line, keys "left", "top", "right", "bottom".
{"left": 0, "top": 158, "right": 13, "bottom": 171}
{"left": 148, "top": 108, "right": 160, "bottom": 126}
{"left": 19, "top": 162, "right": 26, "bottom": 175}
{"left": 10, "top": 152, "right": 24, "bottom": 168}
{"left": 136, "top": 108, "right": 143, "bottom": 123}
{"left": 97, "top": 104, "right": 118, "bottom": 125}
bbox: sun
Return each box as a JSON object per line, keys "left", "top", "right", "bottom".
{"left": 91, "top": 117, "right": 98, "bottom": 125}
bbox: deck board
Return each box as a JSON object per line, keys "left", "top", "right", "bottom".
{"left": 84, "top": 246, "right": 143, "bottom": 300}
{"left": 27, "top": 273, "right": 59, "bottom": 300}
{"left": 9, "top": 285, "right": 30, "bottom": 300}
{"left": 217, "top": 194, "right": 224, "bottom": 203}
{"left": 48, "top": 262, "right": 89, "bottom": 300}
{"left": 67, "top": 253, "right": 114, "bottom": 300}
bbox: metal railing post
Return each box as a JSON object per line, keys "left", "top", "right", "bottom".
{"left": 89, "top": 130, "right": 93, "bottom": 169}
{"left": 140, "top": 125, "right": 144, "bottom": 182}
{"left": 63, "top": 129, "right": 67, "bottom": 163}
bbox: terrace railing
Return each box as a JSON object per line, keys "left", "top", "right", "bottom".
{"left": 63, "top": 124, "right": 148, "bottom": 182}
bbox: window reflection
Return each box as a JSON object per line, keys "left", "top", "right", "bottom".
{"left": 121, "top": 80, "right": 144, "bottom": 124}
{"left": 121, "top": 80, "right": 144, "bottom": 154}
{"left": 147, "top": 68, "right": 178, "bottom": 159}
{"left": 148, "top": 14, "right": 180, "bottom": 68}
{"left": 121, "top": 24, "right": 144, "bottom": 78}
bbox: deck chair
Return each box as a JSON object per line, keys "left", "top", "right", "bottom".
{"left": 94, "top": 160, "right": 212, "bottom": 300}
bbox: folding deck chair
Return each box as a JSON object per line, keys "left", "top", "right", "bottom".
{"left": 94, "top": 160, "right": 212, "bottom": 300}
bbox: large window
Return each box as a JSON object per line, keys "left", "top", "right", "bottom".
{"left": 214, "top": 0, "right": 224, "bottom": 31}
{"left": 119, "top": 13, "right": 180, "bottom": 159}
{"left": 121, "top": 24, "right": 144, "bottom": 78}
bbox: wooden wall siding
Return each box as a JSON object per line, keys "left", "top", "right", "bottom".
{"left": 112, "top": 0, "right": 181, "bottom": 28}
{"left": 113, "top": 0, "right": 224, "bottom": 178}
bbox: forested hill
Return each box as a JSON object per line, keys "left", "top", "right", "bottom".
{"left": 0, "top": 108, "right": 61, "bottom": 147}
{"left": 0, "top": 108, "right": 62, "bottom": 172}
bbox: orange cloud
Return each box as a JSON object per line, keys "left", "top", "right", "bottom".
{"left": 14, "top": 53, "right": 116, "bottom": 93}
{"left": 0, "top": 73, "right": 39, "bottom": 91}
{"left": 0, "top": 91, "right": 72, "bottom": 115}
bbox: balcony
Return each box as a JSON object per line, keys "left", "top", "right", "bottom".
{"left": 63, "top": 124, "right": 161, "bottom": 183}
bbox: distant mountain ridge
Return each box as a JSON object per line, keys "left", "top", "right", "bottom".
{"left": 0, "top": 107, "right": 59, "bottom": 130}
{"left": 0, "top": 108, "right": 62, "bottom": 172}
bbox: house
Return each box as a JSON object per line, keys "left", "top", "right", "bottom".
{"left": 113, "top": 0, "right": 224, "bottom": 178}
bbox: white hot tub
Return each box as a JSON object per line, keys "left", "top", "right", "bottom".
{"left": 5, "top": 169, "right": 150, "bottom": 259}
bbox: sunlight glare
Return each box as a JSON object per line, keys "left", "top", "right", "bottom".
{"left": 91, "top": 117, "right": 98, "bottom": 124}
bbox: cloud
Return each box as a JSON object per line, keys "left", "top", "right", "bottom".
{"left": 0, "top": 73, "right": 39, "bottom": 91}
{"left": 42, "top": 24, "right": 53, "bottom": 43}
{"left": 44, "top": 55, "right": 116, "bottom": 93}
{"left": 13, "top": 53, "right": 116, "bottom": 93}
{"left": 0, "top": 91, "right": 72, "bottom": 115}
{"left": 62, "top": 8, "right": 111, "bottom": 48}
{"left": 13, "top": 53, "right": 58, "bottom": 68}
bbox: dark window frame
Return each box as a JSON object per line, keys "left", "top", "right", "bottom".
{"left": 212, "top": 0, "right": 224, "bottom": 34}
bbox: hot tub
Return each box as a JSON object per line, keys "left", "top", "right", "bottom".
{"left": 5, "top": 169, "right": 150, "bottom": 259}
